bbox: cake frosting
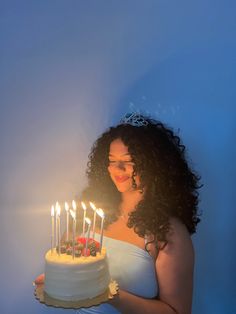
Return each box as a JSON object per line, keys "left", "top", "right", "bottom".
{"left": 44, "top": 247, "right": 110, "bottom": 301}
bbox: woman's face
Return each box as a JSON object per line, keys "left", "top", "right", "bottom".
{"left": 108, "top": 138, "right": 140, "bottom": 193}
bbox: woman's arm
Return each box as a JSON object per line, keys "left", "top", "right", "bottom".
{"left": 110, "top": 289, "right": 177, "bottom": 314}
{"left": 109, "top": 218, "right": 194, "bottom": 314}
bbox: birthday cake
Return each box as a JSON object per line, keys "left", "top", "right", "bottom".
{"left": 44, "top": 239, "right": 111, "bottom": 301}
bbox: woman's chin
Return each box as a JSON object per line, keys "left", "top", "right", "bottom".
{"left": 115, "top": 184, "right": 132, "bottom": 193}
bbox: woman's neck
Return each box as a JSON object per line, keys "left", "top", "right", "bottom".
{"left": 121, "top": 189, "right": 143, "bottom": 212}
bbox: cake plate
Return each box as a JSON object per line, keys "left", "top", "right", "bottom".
{"left": 34, "top": 280, "right": 119, "bottom": 309}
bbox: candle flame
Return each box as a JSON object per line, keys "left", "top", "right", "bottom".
{"left": 89, "top": 202, "right": 96, "bottom": 211}
{"left": 51, "top": 205, "right": 55, "bottom": 217}
{"left": 70, "top": 209, "right": 76, "bottom": 220}
{"left": 72, "top": 200, "right": 77, "bottom": 210}
{"left": 65, "top": 202, "right": 69, "bottom": 211}
{"left": 96, "top": 208, "right": 105, "bottom": 218}
{"left": 81, "top": 201, "right": 87, "bottom": 210}
{"left": 85, "top": 217, "right": 91, "bottom": 225}
{"left": 57, "top": 205, "right": 61, "bottom": 216}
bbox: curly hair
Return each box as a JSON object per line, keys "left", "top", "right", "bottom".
{"left": 81, "top": 116, "right": 201, "bottom": 244}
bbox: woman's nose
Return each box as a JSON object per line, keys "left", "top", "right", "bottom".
{"left": 117, "top": 161, "right": 126, "bottom": 170}
{"left": 112, "top": 161, "right": 126, "bottom": 170}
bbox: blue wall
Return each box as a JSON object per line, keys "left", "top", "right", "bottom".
{"left": 1, "top": 1, "right": 235, "bottom": 313}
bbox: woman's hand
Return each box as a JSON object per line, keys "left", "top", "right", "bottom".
{"left": 34, "top": 273, "right": 45, "bottom": 285}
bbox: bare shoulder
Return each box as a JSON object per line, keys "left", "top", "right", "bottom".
{"left": 167, "top": 217, "right": 194, "bottom": 249}
{"left": 157, "top": 217, "right": 194, "bottom": 264}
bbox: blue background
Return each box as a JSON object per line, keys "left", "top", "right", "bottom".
{"left": 0, "top": 1, "right": 235, "bottom": 313}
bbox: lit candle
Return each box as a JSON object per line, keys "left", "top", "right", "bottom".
{"left": 51, "top": 205, "right": 55, "bottom": 254}
{"left": 64, "top": 202, "right": 69, "bottom": 241}
{"left": 96, "top": 208, "right": 105, "bottom": 253}
{"left": 55, "top": 201, "right": 59, "bottom": 247}
{"left": 72, "top": 200, "right": 77, "bottom": 236}
{"left": 70, "top": 209, "right": 76, "bottom": 259}
{"left": 72, "top": 200, "right": 77, "bottom": 211}
{"left": 84, "top": 217, "right": 91, "bottom": 256}
{"left": 81, "top": 201, "right": 87, "bottom": 238}
{"left": 90, "top": 202, "right": 97, "bottom": 239}
{"left": 56, "top": 204, "right": 61, "bottom": 255}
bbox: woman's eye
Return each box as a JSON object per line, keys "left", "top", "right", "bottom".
{"left": 108, "top": 160, "right": 134, "bottom": 166}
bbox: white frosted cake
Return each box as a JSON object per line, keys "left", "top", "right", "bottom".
{"left": 44, "top": 247, "right": 110, "bottom": 301}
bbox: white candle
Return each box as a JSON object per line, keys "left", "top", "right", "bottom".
{"left": 70, "top": 209, "right": 76, "bottom": 259}
{"left": 81, "top": 201, "right": 87, "bottom": 238}
{"left": 51, "top": 205, "right": 55, "bottom": 254}
{"left": 89, "top": 202, "right": 97, "bottom": 239}
{"left": 85, "top": 217, "right": 91, "bottom": 256}
{"left": 65, "top": 202, "right": 69, "bottom": 241}
{"left": 57, "top": 204, "right": 61, "bottom": 255}
{"left": 96, "top": 208, "right": 105, "bottom": 253}
{"left": 72, "top": 200, "right": 77, "bottom": 211}
{"left": 55, "top": 201, "right": 59, "bottom": 247}
{"left": 72, "top": 200, "right": 77, "bottom": 237}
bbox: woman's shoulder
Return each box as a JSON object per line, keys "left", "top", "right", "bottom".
{"left": 147, "top": 217, "right": 193, "bottom": 260}
{"left": 167, "top": 217, "right": 192, "bottom": 244}
{"left": 159, "top": 217, "right": 194, "bottom": 262}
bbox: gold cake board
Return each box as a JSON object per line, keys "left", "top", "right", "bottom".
{"left": 34, "top": 280, "right": 119, "bottom": 309}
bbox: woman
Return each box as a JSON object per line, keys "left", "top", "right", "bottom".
{"left": 78, "top": 113, "right": 201, "bottom": 314}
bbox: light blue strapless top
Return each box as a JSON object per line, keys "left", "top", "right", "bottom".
{"left": 76, "top": 234, "right": 158, "bottom": 314}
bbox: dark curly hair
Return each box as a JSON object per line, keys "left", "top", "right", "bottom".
{"left": 81, "top": 116, "right": 201, "bottom": 245}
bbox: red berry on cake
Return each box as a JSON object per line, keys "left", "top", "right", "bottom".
{"left": 82, "top": 248, "right": 90, "bottom": 256}
{"left": 77, "top": 237, "right": 86, "bottom": 245}
{"left": 94, "top": 240, "right": 100, "bottom": 250}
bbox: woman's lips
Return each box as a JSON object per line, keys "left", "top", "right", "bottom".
{"left": 114, "top": 176, "right": 130, "bottom": 183}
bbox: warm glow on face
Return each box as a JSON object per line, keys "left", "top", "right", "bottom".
{"left": 108, "top": 138, "right": 140, "bottom": 193}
